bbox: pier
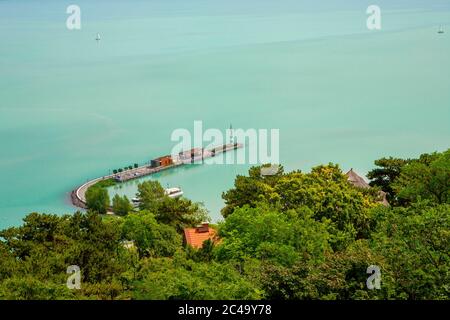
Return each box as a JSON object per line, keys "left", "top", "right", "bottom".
{"left": 70, "top": 143, "right": 243, "bottom": 209}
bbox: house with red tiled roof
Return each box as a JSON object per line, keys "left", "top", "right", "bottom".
{"left": 183, "top": 223, "right": 218, "bottom": 249}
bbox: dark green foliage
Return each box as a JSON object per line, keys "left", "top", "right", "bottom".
{"left": 216, "top": 206, "right": 330, "bottom": 266}
{"left": 112, "top": 194, "right": 133, "bottom": 216}
{"left": 85, "top": 179, "right": 116, "bottom": 214}
{"left": 221, "top": 164, "right": 283, "bottom": 218}
{"left": 370, "top": 202, "right": 450, "bottom": 299}
{"left": 137, "top": 180, "right": 208, "bottom": 232}
{"left": 137, "top": 180, "right": 166, "bottom": 212}
{"left": 222, "top": 164, "right": 379, "bottom": 249}
{"left": 393, "top": 150, "right": 450, "bottom": 204}
{"left": 121, "top": 211, "right": 181, "bottom": 258}
{"left": 0, "top": 150, "right": 448, "bottom": 300}
{"left": 93, "top": 179, "right": 116, "bottom": 189}
{"left": 132, "top": 253, "right": 262, "bottom": 300}
{"left": 85, "top": 186, "right": 110, "bottom": 214}
{"left": 367, "top": 151, "right": 446, "bottom": 205}
{"left": 154, "top": 197, "right": 208, "bottom": 233}
{"left": 186, "top": 239, "right": 216, "bottom": 262}
{"left": 0, "top": 277, "right": 75, "bottom": 300}
{"left": 367, "top": 157, "right": 410, "bottom": 202}
{"left": 0, "top": 212, "right": 129, "bottom": 299}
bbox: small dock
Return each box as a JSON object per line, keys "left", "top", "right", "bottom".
{"left": 70, "top": 143, "right": 243, "bottom": 208}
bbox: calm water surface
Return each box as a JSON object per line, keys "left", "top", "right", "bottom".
{"left": 1, "top": 0, "right": 449, "bottom": 228}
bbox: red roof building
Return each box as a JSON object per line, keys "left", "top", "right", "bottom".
{"left": 150, "top": 155, "right": 173, "bottom": 168}
{"left": 183, "top": 223, "right": 218, "bottom": 249}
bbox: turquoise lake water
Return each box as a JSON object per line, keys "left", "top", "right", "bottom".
{"left": 1, "top": 0, "right": 449, "bottom": 229}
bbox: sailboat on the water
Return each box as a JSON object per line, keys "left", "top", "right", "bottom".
{"left": 95, "top": 33, "right": 101, "bottom": 42}
{"left": 438, "top": 25, "right": 444, "bottom": 34}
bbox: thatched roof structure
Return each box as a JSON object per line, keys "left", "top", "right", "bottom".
{"left": 345, "top": 168, "right": 389, "bottom": 206}
{"left": 345, "top": 169, "right": 370, "bottom": 189}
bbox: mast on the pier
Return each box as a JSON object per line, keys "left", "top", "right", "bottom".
{"left": 229, "top": 124, "right": 233, "bottom": 144}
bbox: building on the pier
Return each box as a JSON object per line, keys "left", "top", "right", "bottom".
{"left": 178, "top": 148, "right": 203, "bottom": 159}
{"left": 174, "top": 148, "right": 205, "bottom": 164}
{"left": 151, "top": 155, "right": 173, "bottom": 168}
{"left": 183, "top": 223, "right": 219, "bottom": 249}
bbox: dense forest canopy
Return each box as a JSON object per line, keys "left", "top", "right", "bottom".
{"left": 0, "top": 149, "right": 449, "bottom": 300}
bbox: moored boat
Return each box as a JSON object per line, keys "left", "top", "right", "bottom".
{"left": 131, "top": 197, "right": 141, "bottom": 207}
{"left": 165, "top": 187, "right": 183, "bottom": 199}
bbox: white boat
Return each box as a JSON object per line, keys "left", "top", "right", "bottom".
{"left": 95, "top": 33, "right": 101, "bottom": 41}
{"left": 165, "top": 187, "right": 183, "bottom": 199}
{"left": 438, "top": 25, "right": 444, "bottom": 34}
{"left": 130, "top": 188, "right": 183, "bottom": 206}
{"left": 131, "top": 197, "right": 141, "bottom": 207}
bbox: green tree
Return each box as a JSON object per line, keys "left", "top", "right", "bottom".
{"left": 137, "top": 180, "right": 208, "bottom": 232}
{"left": 137, "top": 180, "right": 166, "bottom": 212}
{"left": 367, "top": 157, "right": 410, "bottom": 202}
{"left": 216, "top": 206, "right": 331, "bottom": 267}
{"left": 274, "top": 164, "right": 379, "bottom": 245}
{"left": 0, "top": 277, "right": 75, "bottom": 300}
{"left": 393, "top": 150, "right": 450, "bottom": 204}
{"left": 221, "top": 165, "right": 282, "bottom": 218}
{"left": 367, "top": 151, "right": 443, "bottom": 205}
{"left": 0, "top": 242, "right": 16, "bottom": 282}
{"left": 112, "top": 194, "right": 133, "bottom": 216}
{"left": 1, "top": 150, "right": 449, "bottom": 301}
{"left": 0, "top": 212, "right": 130, "bottom": 299}
{"left": 370, "top": 202, "right": 450, "bottom": 299}
{"left": 85, "top": 186, "right": 110, "bottom": 214}
{"left": 186, "top": 239, "right": 216, "bottom": 262}
{"left": 222, "top": 164, "right": 379, "bottom": 249}
{"left": 121, "top": 211, "right": 182, "bottom": 258}
{"left": 155, "top": 197, "right": 208, "bottom": 233}
{"left": 133, "top": 253, "right": 262, "bottom": 300}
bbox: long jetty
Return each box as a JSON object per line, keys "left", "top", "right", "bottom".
{"left": 70, "top": 143, "right": 243, "bottom": 209}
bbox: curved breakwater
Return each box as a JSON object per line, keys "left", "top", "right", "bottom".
{"left": 70, "top": 143, "right": 243, "bottom": 208}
